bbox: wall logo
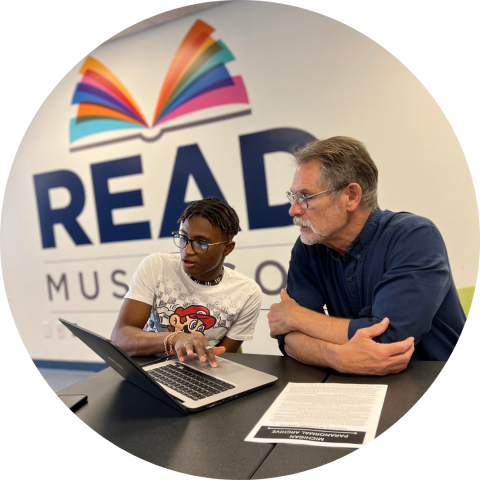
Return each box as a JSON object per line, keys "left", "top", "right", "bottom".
{"left": 33, "top": 18, "right": 315, "bottom": 250}
{"left": 69, "top": 20, "right": 251, "bottom": 152}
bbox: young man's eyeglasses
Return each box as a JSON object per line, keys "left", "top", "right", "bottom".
{"left": 172, "top": 232, "right": 230, "bottom": 255}
{"left": 286, "top": 185, "right": 345, "bottom": 210}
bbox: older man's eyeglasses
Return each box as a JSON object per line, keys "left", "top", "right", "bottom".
{"left": 286, "top": 185, "right": 345, "bottom": 210}
{"left": 172, "top": 232, "right": 230, "bottom": 255}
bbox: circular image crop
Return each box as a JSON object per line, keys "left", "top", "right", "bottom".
{"left": 1, "top": 1, "right": 478, "bottom": 479}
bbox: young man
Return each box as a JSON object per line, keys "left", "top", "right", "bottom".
{"left": 111, "top": 198, "right": 262, "bottom": 367}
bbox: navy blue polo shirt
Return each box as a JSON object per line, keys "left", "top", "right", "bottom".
{"left": 279, "top": 209, "right": 465, "bottom": 361}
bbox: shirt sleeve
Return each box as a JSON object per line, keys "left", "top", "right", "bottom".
{"left": 278, "top": 239, "right": 326, "bottom": 355}
{"left": 286, "top": 238, "right": 326, "bottom": 311}
{"left": 225, "top": 284, "right": 262, "bottom": 341}
{"left": 124, "top": 254, "right": 158, "bottom": 306}
{"left": 348, "top": 223, "right": 451, "bottom": 344}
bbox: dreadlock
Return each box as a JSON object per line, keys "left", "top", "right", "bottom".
{"left": 178, "top": 198, "right": 240, "bottom": 240}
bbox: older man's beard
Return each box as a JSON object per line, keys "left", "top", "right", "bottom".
{"left": 293, "top": 217, "right": 326, "bottom": 245}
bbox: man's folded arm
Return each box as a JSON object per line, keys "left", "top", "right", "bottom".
{"left": 275, "top": 246, "right": 328, "bottom": 352}
{"left": 347, "top": 224, "right": 451, "bottom": 344}
{"left": 284, "top": 331, "right": 335, "bottom": 368}
{"left": 284, "top": 319, "right": 415, "bottom": 375}
{"left": 276, "top": 302, "right": 351, "bottom": 344}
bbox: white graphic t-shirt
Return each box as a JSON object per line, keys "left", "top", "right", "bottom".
{"left": 124, "top": 253, "right": 262, "bottom": 346}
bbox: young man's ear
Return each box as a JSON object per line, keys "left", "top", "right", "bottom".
{"left": 225, "top": 241, "right": 235, "bottom": 256}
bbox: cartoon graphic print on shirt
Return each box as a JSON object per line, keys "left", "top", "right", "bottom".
{"left": 145, "top": 294, "right": 228, "bottom": 345}
{"left": 168, "top": 305, "right": 217, "bottom": 333}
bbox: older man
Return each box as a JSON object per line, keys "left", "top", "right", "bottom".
{"left": 268, "top": 136, "right": 465, "bottom": 375}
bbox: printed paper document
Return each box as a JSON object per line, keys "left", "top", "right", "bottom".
{"left": 245, "top": 383, "right": 387, "bottom": 448}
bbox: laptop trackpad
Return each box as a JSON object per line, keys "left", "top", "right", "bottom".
{"left": 192, "top": 357, "right": 246, "bottom": 375}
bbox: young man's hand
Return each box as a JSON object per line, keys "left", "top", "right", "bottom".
{"left": 172, "top": 332, "right": 225, "bottom": 367}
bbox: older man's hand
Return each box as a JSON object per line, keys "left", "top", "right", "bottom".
{"left": 333, "top": 318, "right": 415, "bottom": 375}
{"left": 268, "top": 289, "right": 306, "bottom": 338}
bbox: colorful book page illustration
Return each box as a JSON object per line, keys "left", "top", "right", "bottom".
{"left": 70, "top": 19, "right": 251, "bottom": 151}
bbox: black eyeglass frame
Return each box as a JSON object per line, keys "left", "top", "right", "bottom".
{"left": 172, "top": 232, "right": 231, "bottom": 255}
{"left": 286, "top": 185, "right": 346, "bottom": 210}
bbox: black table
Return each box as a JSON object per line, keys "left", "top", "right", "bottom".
{"left": 57, "top": 354, "right": 444, "bottom": 479}
{"left": 251, "top": 361, "right": 444, "bottom": 478}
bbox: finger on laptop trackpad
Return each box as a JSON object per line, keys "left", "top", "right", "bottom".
{"left": 195, "top": 357, "right": 246, "bottom": 375}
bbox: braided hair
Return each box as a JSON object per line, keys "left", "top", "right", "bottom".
{"left": 178, "top": 198, "right": 240, "bottom": 240}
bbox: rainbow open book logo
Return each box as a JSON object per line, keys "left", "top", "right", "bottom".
{"left": 70, "top": 20, "right": 251, "bottom": 152}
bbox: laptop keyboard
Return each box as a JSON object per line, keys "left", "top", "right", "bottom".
{"left": 148, "top": 362, "right": 236, "bottom": 401}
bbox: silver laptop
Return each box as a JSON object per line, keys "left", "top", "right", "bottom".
{"left": 59, "top": 318, "right": 277, "bottom": 414}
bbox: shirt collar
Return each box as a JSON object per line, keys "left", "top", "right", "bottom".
{"left": 345, "top": 208, "right": 382, "bottom": 261}
{"left": 327, "top": 208, "right": 382, "bottom": 262}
